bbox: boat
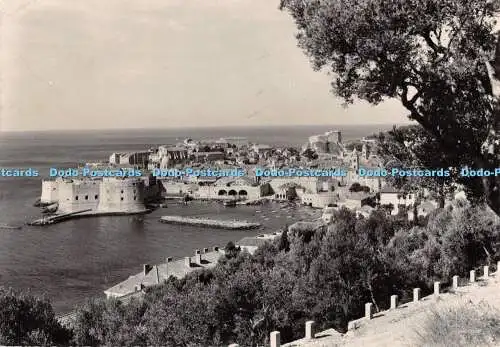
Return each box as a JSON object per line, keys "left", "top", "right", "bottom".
{"left": 0, "top": 224, "right": 22, "bottom": 230}
{"left": 33, "top": 198, "right": 53, "bottom": 207}
{"left": 223, "top": 200, "right": 237, "bottom": 207}
{"left": 27, "top": 217, "right": 55, "bottom": 226}
{"left": 41, "top": 203, "right": 58, "bottom": 214}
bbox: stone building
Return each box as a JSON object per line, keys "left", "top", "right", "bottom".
{"left": 194, "top": 176, "right": 270, "bottom": 201}
{"left": 306, "top": 130, "right": 343, "bottom": 154}
{"left": 157, "top": 146, "right": 189, "bottom": 169}
{"left": 104, "top": 248, "right": 225, "bottom": 298}
{"left": 40, "top": 177, "right": 150, "bottom": 214}
{"left": 379, "top": 186, "right": 417, "bottom": 215}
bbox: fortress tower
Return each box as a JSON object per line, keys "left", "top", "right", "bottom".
{"left": 97, "top": 177, "right": 146, "bottom": 212}
{"left": 326, "top": 130, "right": 342, "bottom": 144}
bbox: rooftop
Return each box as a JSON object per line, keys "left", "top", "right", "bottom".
{"left": 379, "top": 186, "right": 401, "bottom": 194}
{"left": 237, "top": 232, "right": 283, "bottom": 247}
{"left": 104, "top": 248, "right": 224, "bottom": 297}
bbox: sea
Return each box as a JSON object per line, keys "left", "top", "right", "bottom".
{"left": 0, "top": 124, "right": 392, "bottom": 313}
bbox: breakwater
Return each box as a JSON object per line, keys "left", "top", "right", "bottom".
{"left": 27, "top": 209, "right": 151, "bottom": 226}
{"left": 159, "top": 215, "right": 261, "bottom": 230}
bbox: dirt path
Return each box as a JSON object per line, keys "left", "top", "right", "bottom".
{"left": 284, "top": 273, "right": 500, "bottom": 347}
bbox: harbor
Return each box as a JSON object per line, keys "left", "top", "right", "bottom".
{"left": 0, "top": 125, "right": 377, "bottom": 313}
{"left": 159, "top": 215, "right": 261, "bottom": 230}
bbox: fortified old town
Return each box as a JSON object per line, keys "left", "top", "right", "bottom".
{"left": 1, "top": 0, "right": 499, "bottom": 346}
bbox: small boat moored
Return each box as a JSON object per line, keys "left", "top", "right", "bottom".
{"left": 223, "top": 200, "right": 237, "bottom": 207}
{"left": 0, "top": 224, "right": 22, "bottom": 230}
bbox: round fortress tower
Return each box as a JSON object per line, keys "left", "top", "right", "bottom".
{"left": 97, "top": 177, "right": 146, "bottom": 213}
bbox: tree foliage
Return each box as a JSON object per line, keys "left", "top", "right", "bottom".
{"left": 63, "top": 204, "right": 499, "bottom": 346}
{"left": 377, "top": 124, "right": 458, "bottom": 206}
{"left": 6, "top": 204, "right": 493, "bottom": 346}
{"left": 0, "top": 288, "right": 71, "bottom": 346}
{"left": 279, "top": 0, "right": 500, "bottom": 214}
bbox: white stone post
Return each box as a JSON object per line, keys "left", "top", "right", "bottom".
{"left": 270, "top": 331, "right": 280, "bottom": 347}
{"left": 390, "top": 295, "right": 398, "bottom": 310}
{"left": 484, "top": 265, "right": 489, "bottom": 279}
{"left": 413, "top": 288, "right": 421, "bottom": 302}
{"left": 365, "top": 303, "right": 373, "bottom": 320}
{"left": 434, "top": 281, "right": 440, "bottom": 297}
{"left": 497, "top": 261, "right": 500, "bottom": 274}
{"left": 305, "top": 321, "right": 315, "bottom": 339}
{"left": 470, "top": 270, "right": 476, "bottom": 283}
{"left": 452, "top": 275, "right": 459, "bottom": 290}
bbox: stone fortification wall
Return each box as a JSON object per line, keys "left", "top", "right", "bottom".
{"left": 40, "top": 177, "right": 148, "bottom": 214}
{"left": 97, "top": 177, "right": 146, "bottom": 212}
{"left": 40, "top": 180, "right": 59, "bottom": 203}
{"left": 194, "top": 184, "right": 262, "bottom": 200}
{"left": 268, "top": 177, "right": 327, "bottom": 194}
{"left": 57, "top": 179, "right": 100, "bottom": 213}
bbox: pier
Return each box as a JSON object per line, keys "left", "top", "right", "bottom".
{"left": 27, "top": 209, "right": 151, "bottom": 226}
{"left": 159, "top": 215, "right": 261, "bottom": 230}
{"left": 27, "top": 209, "right": 93, "bottom": 226}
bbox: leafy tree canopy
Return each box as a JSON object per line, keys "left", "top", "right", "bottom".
{"left": 0, "top": 288, "right": 71, "bottom": 346}
{"left": 279, "top": 0, "right": 500, "bottom": 214}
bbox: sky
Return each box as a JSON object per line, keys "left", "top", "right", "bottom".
{"left": 0, "top": 0, "right": 409, "bottom": 132}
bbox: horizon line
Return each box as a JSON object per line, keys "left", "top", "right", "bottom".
{"left": 0, "top": 122, "right": 414, "bottom": 134}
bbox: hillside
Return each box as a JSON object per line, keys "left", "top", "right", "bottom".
{"left": 284, "top": 269, "right": 500, "bottom": 347}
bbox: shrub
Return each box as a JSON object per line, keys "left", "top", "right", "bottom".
{"left": 416, "top": 302, "right": 500, "bottom": 347}
{"left": 0, "top": 288, "right": 71, "bottom": 346}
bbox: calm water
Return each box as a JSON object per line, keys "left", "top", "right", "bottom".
{"left": 0, "top": 125, "right": 391, "bottom": 313}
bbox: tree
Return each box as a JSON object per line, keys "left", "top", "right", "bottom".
{"left": 0, "top": 288, "right": 71, "bottom": 346}
{"left": 349, "top": 182, "right": 362, "bottom": 192}
{"left": 278, "top": 228, "right": 290, "bottom": 252}
{"left": 377, "top": 124, "right": 458, "bottom": 208}
{"left": 279, "top": 0, "right": 500, "bottom": 215}
{"left": 224, "top": 241, "right": 241, "bottom": 259}
{"left": 349, "top": 182, "right": 371, "bottom": 193}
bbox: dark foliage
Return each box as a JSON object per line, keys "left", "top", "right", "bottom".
{"left": 0, "top": 288, "right": 71, "bottom": 346}
{"left": 64, "top": 201, "right": 499, "bottom": 346}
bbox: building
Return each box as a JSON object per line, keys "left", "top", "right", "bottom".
{"left": 191, "top": 151, "right": 225, "bottom": 163}
{"left": 267, "top": 177, "right": 331, "bottom": 197}
{"left": 219, "top": 137, "right": 248, "bottom": 147}
{"left": 40, "top": 177, "right": 151, "bottom": 215}
{"left": 104, "top": 247, "right": 225, "bottom": 298}
{"left": 300, "top": 191, "right": 339, "bottom": 208}
{"left": 159, "top": 180, "right": 198, "bottom": 196}
{"left": 194, "top": 176, "right": 270, "bottom": 201}
{"left": 109, "top": 153, "right": 121, "bottom": 165}
{"left": 252, "top": 144, "right": 273, "bottom": 154}
{"left": 236, "top": 232, "right": 283, "bottom": 254}
{"left": 306, "top": 130, "right": 343, "bottom": 154}
{"left": 407, "top": 200, "right": 438, "bottom": 221}
{"left": 379, "top": 186, "right": 417, "bottom": 215}
{"left": 109, "top": 152, "right": 150, "bottom": 167}
{"left": 336, "top": 191, "right": 376, "bottom": 210}
{"left": 40, "top": 180, "right": 59, "bottom": 204}
{"left": 321, "top": 206, "right": 336, "bottom": 223}
{"left": 157, "top": 146, "right": 189, "bottom": 169}
{"left": 104, "top": 230, "right": 282, "bottom": 299}
{"left": 356, "top": 205, "right": 375, "bottom": 218}
{"left": 344, "top": 144, "right": 385, "bottom": 192}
